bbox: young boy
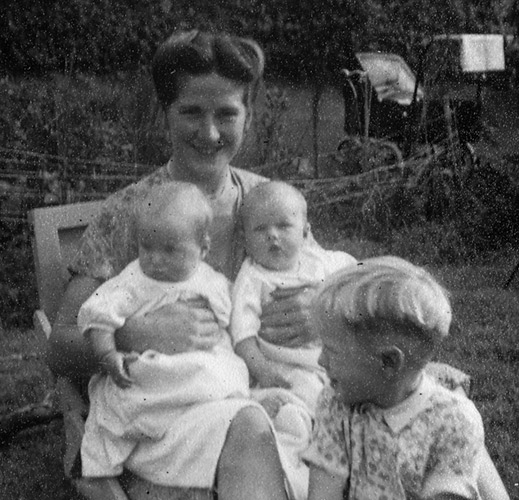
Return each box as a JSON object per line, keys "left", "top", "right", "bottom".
{"left": 78, "top": 181, "right": 250, "bottom": 486}
{"left": 304, "top": 256, "right": 509, "bottom": 500}
{"left": 230, "top": 181, "right": 357, "bottom": 500}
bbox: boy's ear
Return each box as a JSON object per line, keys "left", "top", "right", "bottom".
{"left": 201, "top": 235, "right": 211, "bottom": 259}
{"left": 379, "top": 346, "right": 405, "bottom": 376}
{"left": 303, "top": 222, "right": 311, "bottom": 238}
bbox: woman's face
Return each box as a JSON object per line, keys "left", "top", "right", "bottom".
{"left": 165, "top": 72, "right": 251, "bottom": 183}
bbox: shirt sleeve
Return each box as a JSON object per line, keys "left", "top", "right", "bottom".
{"left": 302, "top": 386, "right": 350, "bottom": 480}
{"left": 77, "top": 262, "right": 145, "bottom": 335}
{"left": 421, "top": 396, "right": 485, "bottom": 499}
{"left": 230, "top": 261, "right": 264, "bottom": 346}
{"left": 323, "top": 250, "right": 358, "bottom": 276}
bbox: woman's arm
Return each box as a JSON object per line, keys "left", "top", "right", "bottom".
{"left": 308, "top": 465, "right": 344, "bottom": 500}
{"left": 47, "top": 275, "right": 102, "bottom": 383}
{"left": 47, "top": 277, "right": 222, "bottom": 383}
{"left": 116, "top": 299, "right": 222, "bottom": 355}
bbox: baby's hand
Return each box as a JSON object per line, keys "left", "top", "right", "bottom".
{"left": 255, "top": 367, "right": 292, "bottom": 391}
{"left": 100, "top": 351, "right": 136, "bottom": 389}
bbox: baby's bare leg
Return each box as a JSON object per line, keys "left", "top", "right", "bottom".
{"left": 217, "top": 406, "right": 288, "bottom": 500}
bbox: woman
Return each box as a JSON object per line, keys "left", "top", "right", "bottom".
{"left": 47, "top": 30, "right": 314, "bottom": 500}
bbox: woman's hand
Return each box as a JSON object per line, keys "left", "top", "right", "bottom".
{"left": 116, "top": 298, "right": 221, "bottom": 355}
{"left": 259, "top": 285, "right": 319, "bottom": 347}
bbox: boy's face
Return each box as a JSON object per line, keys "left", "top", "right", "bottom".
{"left": 316, "top": 313, "right": 386, "bottom": 406}
{"left": 243, "top": 195, "right": 308, "bottom": 271}
{"left": 138, "top": 212, "right": 206, "bottom": 282}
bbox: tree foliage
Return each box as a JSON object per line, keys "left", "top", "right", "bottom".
{"left": 0, "top": 0, "right": 516, "bottom": 79}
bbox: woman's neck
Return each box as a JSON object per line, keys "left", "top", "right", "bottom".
{"left": 167, "top": 159, "right": 230, "bottom": 199}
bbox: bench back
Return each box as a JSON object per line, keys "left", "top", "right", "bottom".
{"left": 29, "top": 201, "right": 102, "bottom": 325}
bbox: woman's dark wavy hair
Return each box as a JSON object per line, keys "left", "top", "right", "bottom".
{"left": 152, "top": 30, "right": 265, "bottom": 108}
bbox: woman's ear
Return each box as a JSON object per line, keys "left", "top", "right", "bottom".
{"left": 380, "top": 346, "right": 405, "bottom": 377}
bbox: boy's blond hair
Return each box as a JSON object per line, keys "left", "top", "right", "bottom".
{"left": 313, "top": 256, "right": 451, "bottom": 353}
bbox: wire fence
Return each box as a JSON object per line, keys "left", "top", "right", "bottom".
{"left": 0, "top": 142, "right": 453, "bottom": 224}
{"left": 0, "top": 147, "right": 156, "bottom": 222}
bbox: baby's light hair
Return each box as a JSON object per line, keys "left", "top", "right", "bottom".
{"left": 240, "top": 181, "right": 308, "bottom": 226}
{"left": 138, "top": 181, "right": 213, "bottom": 246}
{"left": 313, "top": 256, "right": 452, "bottom": 346}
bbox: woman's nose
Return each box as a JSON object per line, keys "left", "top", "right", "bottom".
{"left": 266, "top": 226, "right": 279, "bottom": 240}
{"left": 198, "top": 116, "right": 220, "bottom": 142}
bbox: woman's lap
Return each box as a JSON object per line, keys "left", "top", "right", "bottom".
{"left": 122, "top": 403, "right": 283, "bottom": 500}
{"left": 123, "top": 397, "right": 262, "bottom": 489}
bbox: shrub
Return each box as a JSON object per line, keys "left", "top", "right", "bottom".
{"left": 357, "top": 157, "right": 519, "bottom": 265}
{"left": 0, "top": 222, "right": 37, "bottom": 329}
{"left": 0, "top": 74, "right": 169, "bottom": 166}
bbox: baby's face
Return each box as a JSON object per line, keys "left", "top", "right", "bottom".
{"left": 138, "top": 213, "right": 205, "bottom": 282}
{"left": 243, "top": 195, "right": 307, "bottom": 271}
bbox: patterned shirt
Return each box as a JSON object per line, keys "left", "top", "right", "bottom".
{"left": 69, "top": 164, "right": 266, "bottom": 283}
{"left": 303, "top": 372, "right": 484, "bottom": 500}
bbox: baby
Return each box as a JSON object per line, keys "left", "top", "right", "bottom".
{"left": 230, "top": 181, "right": 357, "bottom": 500}
{"left": 231, "top": 181, "right": 357, "bottom": 413}
{"left": 77, "top": 181, "right": 249, "bottom": 485}
{"left": 304, "top": 256, "right": 506, "bottom": 500}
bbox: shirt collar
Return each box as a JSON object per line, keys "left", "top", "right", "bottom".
{"left": 380, "top": 371, "right": 437, "bottom": 433}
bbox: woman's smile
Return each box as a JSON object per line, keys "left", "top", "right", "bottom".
{"left": 165, "top": 72, "right": 250, "bottom": 186}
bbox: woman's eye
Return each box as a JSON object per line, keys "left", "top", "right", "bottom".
{"left": 217, "top": 109, "right": 238, "bottom": 122}
{"left": 179, "top": 106, "right": 201, "bottom": 116}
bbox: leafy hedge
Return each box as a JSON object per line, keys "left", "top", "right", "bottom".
{"left": 2, "top": 1, "right": 513, "bottom": 81}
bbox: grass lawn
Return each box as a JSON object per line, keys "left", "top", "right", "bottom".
{"left": 1, "top": 238, "right": 518, "bottom": 499}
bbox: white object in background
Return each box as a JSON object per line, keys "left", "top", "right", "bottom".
{"left": 434, "top": 34, "right": 505, "bottom": 73}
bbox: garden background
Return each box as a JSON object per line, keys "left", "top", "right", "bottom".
{"left": 1, "top": 1, "right": 519, "bottom": 498}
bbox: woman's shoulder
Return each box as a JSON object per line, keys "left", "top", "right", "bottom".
{"left": 70, "top": 165, "right": 172, "bottom": 280}
{"left": 230, "top": 166, "right": 268, "bottom": 194}
{"left": 101, "top": 164, "right": 172, "bottom": 212}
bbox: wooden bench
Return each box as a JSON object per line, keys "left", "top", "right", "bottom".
{"left": 29, "top": 201, "right": 130, "bottom": 500}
